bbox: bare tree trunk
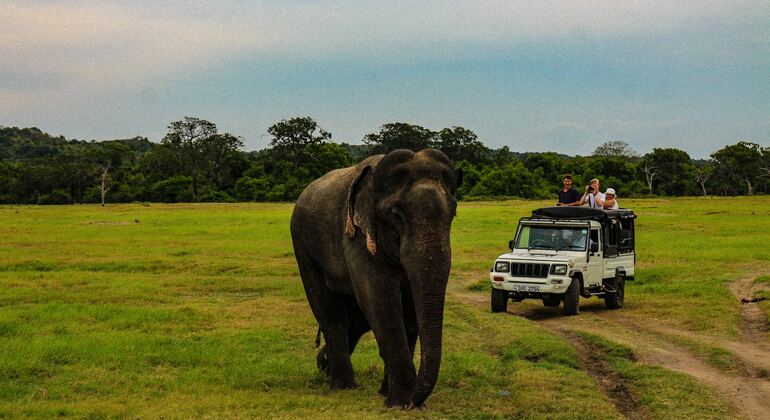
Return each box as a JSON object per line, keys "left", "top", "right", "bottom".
{"left": 643, "top": 162, "right": 656, "bottom": 195}
{"left": 101, "top": 163, "right": 112, "bottom": 206}
{"left": 646, "top": 173, "right": 656, "bottom": 195}
{"left": 695, "top": 168, "right": 710, "bottom": 196}
{"left": 101, "top": 171, "right": 107, "bottom": 206}
{"left": 745, "top": 177, "right": 753, "bottom": 196}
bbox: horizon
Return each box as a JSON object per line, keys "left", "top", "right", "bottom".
{"left": 2, "top": 1, "right": 768, "bottom": 159}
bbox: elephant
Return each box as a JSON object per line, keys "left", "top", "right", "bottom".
{"left": 290, "top": 148, "right": 461, "bottom": 408}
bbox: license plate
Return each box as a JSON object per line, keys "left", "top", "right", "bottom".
{"left": 511, "top": 284, "right": 541, "bottom": 292}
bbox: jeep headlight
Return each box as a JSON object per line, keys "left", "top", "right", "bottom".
{"left": 550, "top": 264, "right": 568, "bottom": 275}
{"left": 495, "top": 261, "right": 510, "bottom": 272}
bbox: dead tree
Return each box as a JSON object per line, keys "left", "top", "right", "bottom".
{"left": 100, "top": 162, "right": 113, "bottom": 206}
{"left": 643, "top": 161, "right": 657, "bottom": 195}
{"left": 694, "top": 165, "right": 712, "bottom": 196}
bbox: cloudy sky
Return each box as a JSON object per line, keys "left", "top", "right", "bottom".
{"left": 2, "top": 1, "right": 768, "bottom": 157}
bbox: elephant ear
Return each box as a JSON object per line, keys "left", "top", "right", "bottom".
{"left": 344, "top": 165, "right": 378, "bottom": 256}
{"left": 452, "top": 168, "right": 463, "bottom": 195}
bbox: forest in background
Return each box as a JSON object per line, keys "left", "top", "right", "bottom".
{"left": 1, "top": 117, "right": 768, "bottom": 205}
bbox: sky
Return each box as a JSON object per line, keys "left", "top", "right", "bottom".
{"left": 1, "top": 1, "right": 768, "bottom": 158}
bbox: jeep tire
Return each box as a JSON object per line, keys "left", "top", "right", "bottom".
{"left": 605, "top": 274, "right": 625, "bottom": 309}
{"left": 491, "top": 287, "right": 509, "bottom": 313}
{"left": 563, "top": 277, "right": 580, "bottom": 315}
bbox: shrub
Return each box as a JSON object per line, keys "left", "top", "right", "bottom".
{"left": 37, "top": 189, "right": 71, "bottom": 205}
{"left": 149, "top": 176, "right": 193, "bottom": 203}
{"left": 199, "top": 191, "right": 236, "bottom": 203}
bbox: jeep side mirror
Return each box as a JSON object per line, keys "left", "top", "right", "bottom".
{"left": 508, "top": 240, "right": 514, "bottom": 251}
{"left": 590, "top": 242, "right": 599, "bottom": 253}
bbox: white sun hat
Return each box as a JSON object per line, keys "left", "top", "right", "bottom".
{"left": 605, "top": 188, "right": 616, "bottom": 195}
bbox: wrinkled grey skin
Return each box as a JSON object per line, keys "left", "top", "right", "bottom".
{"left": 290, "top": 148, "right": 461, "bottom": 408}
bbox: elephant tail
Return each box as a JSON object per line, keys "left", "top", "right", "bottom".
{"left": 314, "top": 327, "right": 322, "bottom": 348}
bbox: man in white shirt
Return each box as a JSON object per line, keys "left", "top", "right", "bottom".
{"left": 580, "top": 178, "right": 605, "bottom": 209}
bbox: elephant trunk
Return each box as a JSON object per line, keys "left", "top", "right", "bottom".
{"left": 402, "top": 227, "right": 451, "bottom": 407}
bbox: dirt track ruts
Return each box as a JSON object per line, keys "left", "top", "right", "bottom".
{"left": 555, "top": 330, "right": 645, "bottom": 419}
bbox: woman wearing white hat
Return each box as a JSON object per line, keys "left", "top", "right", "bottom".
{"left": 603, "top": 188, "right": 619, "bottom": 210}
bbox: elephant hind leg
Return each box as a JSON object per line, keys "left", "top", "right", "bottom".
{"left": 318, "top": 299, "right": 368, "bottom": 377}
{"left": 316, "top": 345, "right": 329, "bottom": 374}
{"left": 346, "top": 299, "right": 371, "bottom": 355}
{"left": 295, "top": 250, "right": 356, "bottom": 389}
{"left": 294, "top": 248, "right": 356, "bottom": 388}
{"left": 379, "top": 374, "right": 389, "bottom": 397}
{"left": 321, "top": 318, "right": 357, "bottom": 389}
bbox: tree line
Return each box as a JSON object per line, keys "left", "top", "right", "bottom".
{"left": 1, "top": 117, "right": 768, "bottom": 205}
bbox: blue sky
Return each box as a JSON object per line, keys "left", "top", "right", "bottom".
{"left": 1, "top": 1, "right": 768, "bottom": 158}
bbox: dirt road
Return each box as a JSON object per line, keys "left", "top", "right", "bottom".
{"left": 454, "top": 274, "right": 770, "bottom": 419}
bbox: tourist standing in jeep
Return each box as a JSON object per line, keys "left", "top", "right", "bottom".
{"left": 581, "top": 178, "right": 605, "bottom": 209}
{"left": 557, "top": 174, "right": 582, "bottom": 207}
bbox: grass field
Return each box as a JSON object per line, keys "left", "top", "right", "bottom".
{"left": 1, "top": 197, "right": 769, "bottom": 418}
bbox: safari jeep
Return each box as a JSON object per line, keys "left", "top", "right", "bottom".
{"left": 490, "top": 206, "right": 636, "bottom": 315}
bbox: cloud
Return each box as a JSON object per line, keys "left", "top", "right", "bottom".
{"left": 2, "top": 0, "right": 759, "bottom": 95}
{"left": 0, "top": 3, "right": 258, "bottom": 90}
{"left": 1, "top": 0, "right": 766, "bottom": 152}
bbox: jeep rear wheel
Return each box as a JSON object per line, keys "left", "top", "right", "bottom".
{"left": 605, "top": 275, "right": 625, "bottom": 309}
{"left": 491, "top": 287, "right": 509, "bottom": 313}
{"left": 563, "top": 278, "right": 580, "bottom": 315}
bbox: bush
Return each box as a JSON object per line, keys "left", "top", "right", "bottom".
{"left": 199, "top": 191, "right": 236, "bottom": 203}
{"left": 149, "top": 176, "right": 193, "bottom": 203}
{"left": 234, "top": 176, "right": 270, "bottom": 201}
{"left": 38, "top": 189, "right": 71, "bottom": 205}
{"left": 82, "top": 186, "right": 102, "bottom": 203}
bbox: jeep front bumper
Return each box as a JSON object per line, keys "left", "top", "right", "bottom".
{"left": 489, "top": 273, "right": 571, "bottom": 294}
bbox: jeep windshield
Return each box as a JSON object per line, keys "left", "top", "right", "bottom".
{"left": 515, "top": 225, "right": 588, "bottom": 251}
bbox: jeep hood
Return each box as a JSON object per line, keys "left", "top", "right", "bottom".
{"left": 497, "top": 251, "right": 578, "bottom": 262}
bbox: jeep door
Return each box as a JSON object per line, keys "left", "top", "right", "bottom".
{"left": 586, "top": 227, "right": 603, "bottom": 287}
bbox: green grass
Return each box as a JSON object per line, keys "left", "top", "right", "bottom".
{"left": 1, "top": 197, "right": 768, "bottom": 417}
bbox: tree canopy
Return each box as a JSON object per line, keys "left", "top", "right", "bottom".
{"left": 0, "top": 122, "right": 767, "bottom": 205}
{"left": 592, "top": 141, "right": 639, "bottom": 158}
{"left": 160, "top": 117, "right": 243, "bottom": 201}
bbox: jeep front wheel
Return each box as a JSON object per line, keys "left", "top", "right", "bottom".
{"left": 491, "top": 287, "right": 509, "bottom": 313}
{"left": 563, "top": 277, "right": 580, "bottom": 315}
{"left": 605, "top": 275, "right": 625, "bottom": 309}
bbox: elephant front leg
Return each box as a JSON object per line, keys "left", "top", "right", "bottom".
{"left": 379, "top": 289, "right": 419, "bottom": 399}
{"left": 353, "top": 279, "right": 416, "bottom": 407}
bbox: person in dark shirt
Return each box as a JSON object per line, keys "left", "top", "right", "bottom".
{"left": 557, "top": 174, "right": 582, "bottom": 206}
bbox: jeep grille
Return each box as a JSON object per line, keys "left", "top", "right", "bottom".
{"left": 511, "top": 263, "right": 550, "bottom": 278}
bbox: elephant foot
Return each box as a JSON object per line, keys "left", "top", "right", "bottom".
{"left": 329, "top": 376, "right": 357, "bottom": 389}
{"left": 383, "top": 389, "right": 411, "bottom": 408}
{"left": 407, "top": 400, "right": 426, "bottom": 410}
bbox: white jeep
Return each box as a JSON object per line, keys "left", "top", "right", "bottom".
{"left": 490, "top": 206, "right": 636, "bottom": 315}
